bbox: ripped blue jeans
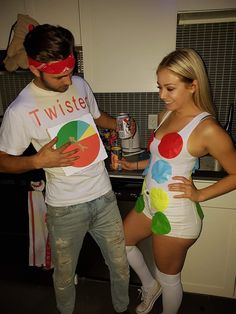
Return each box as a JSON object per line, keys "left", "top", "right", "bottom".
{"left": 46, "top": 190, "right": 129, "bottom": 314}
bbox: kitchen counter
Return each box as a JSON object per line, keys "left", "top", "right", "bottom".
{"left": 0, "top": 149, "right": 227, "bottom": 185}
{"left": 107, "top": 150, "right": 227, "bottom": 181}
{"left": 109, "top": 168, "right": 226, "bottom": 181}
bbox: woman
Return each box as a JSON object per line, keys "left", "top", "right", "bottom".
{"left": 113, "top": 48, "right": 236, "bottom": 314}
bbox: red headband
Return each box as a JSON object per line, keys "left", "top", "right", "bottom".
{"left": 28, "top": 53, "right": 75, "bottom": 74}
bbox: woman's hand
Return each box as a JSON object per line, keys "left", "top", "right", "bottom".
{"left": 110, "top": 154, "right": 136, "bottom": 171}
{"left": 168, "top": 176, "right": 201, "bottom": 202}
{"left": 110, "top": 153, "right": 120, "bottom": 170}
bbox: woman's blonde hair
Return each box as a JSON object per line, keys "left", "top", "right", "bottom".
{"left": 157, "top": 48, "right": 216, "bottom": 116}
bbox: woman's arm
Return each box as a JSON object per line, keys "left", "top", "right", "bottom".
{"left": 169, "top": 121, "right": 236, "bottom": 202}
{"left": 111, "top": 157, "right": 149, "bottom": 171}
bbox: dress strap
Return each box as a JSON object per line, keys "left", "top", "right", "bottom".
{"left": 180, "top": 112, "right": 212, "bottom": 138}
{"left": 154, "top": 111, "right": 172, "bottom": 132}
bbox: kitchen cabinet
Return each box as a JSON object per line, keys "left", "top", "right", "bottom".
{"left": 182, "top": 180, "right": 236, "bottom": 299}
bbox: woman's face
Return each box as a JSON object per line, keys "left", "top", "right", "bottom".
{"left": 157, "top": 68, "right": 196, "bottom": 112}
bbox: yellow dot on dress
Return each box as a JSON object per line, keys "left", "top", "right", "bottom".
{"left": 150, "top": 187, "right": 169, "bottom": 212}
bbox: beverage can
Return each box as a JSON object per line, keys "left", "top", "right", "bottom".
{"left": 111, "top": 146, "right": 122, "bottom": 171}
{"left": 116, "top": 113, "right": 132, "bottom": 139}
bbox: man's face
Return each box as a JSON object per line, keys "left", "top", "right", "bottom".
{"left": 36, "top": 68, "right": 74, "bottom": 92}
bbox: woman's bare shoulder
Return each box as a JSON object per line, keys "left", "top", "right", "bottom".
{"left": 198, "top": 115, "right": 222, "bottom": 135}
{"left": 198, "top": 116, "right": 234, "bottom": 151}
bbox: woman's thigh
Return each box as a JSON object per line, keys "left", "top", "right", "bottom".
{"left": 123, "top": 209, "right": 152, "bottom": 245}
{"left": 152, "top": 235, "right": 197, "bottom": 274}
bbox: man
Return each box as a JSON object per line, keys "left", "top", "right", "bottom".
{"left": 0, "top": 24, "right": 130, "bottom": 314}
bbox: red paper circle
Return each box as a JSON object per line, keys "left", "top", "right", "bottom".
{"left": 158, "top": 133, "right": 183, "bottom": 159}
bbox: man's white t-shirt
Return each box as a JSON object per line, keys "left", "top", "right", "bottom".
{"left": 0, "top": 76, "right": 112, "bottom": 206}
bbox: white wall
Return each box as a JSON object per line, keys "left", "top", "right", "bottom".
{"left": 79, "top": 0, "right": 177, "bottom": 92}
{"left": 0, "top": 0, "right": 235, "bottom": 92}
{"left": 79, "top": 0, "right": 236, "bottom": 92}
{"left": 0, "top": 0, "right": 81, "bottom": 48}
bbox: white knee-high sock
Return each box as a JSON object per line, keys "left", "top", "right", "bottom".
{"left": 126, "top": 246, "right": 156, "bottom": 288}
{"left": 155, "top": 267, "right": 182, "bottom": 314}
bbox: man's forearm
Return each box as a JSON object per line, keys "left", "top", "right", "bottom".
{"left": 94, "top": 111, "right": 117, "bottom": 130}
{"left": 0, "top": 153, "right": 38, "bottom": 174}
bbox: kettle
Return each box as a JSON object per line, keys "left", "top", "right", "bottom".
{"left": 121, "top": 124, "right": 142, "bottom": 155}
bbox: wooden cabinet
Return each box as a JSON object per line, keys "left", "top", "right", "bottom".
{"left": 182, "top": 180, "right": 236, "bottom": 299}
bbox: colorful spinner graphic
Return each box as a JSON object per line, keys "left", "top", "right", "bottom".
{"left": 56, "top": 120, "right": 100, "bottom": 167}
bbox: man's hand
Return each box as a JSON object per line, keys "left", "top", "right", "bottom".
{"left": 34, "top": 137, "right": 80, "bottom": 169}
